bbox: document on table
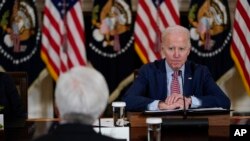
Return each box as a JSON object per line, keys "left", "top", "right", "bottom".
{"left": 144, "top": 107, "right": 229, "bottom": 114}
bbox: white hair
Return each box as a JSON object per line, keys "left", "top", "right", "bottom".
{"left": 55, "top": 66, "right": 109, "bottom": 124}
{"left": 161, "top": 25, "right": 191, "bottom": 48}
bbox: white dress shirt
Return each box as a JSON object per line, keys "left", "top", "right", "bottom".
{"left": 147, "top": 62, "right": 201, "bottom": 110}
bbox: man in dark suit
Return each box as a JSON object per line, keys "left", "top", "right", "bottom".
{"left": 0, "top": 72, "right": 26, "bottom": 121}
{"left": 33, "top": 67, "right": 124, "bottom": 141}
{"left": 122, "top": 25, "right": 230, "bottom": 111}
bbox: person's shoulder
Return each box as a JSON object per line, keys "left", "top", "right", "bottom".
{"left": 186, "top": 61, "right": 210, "bottom": 75}
{"left": 0, "top": 72, "right": 5, "bottom": 77}
{"left": 32, "top": 135, "right": 52, "bottom": 141}
{"left": 0, "top": 72, "right": 10, "bottom": 81}
{"left": 0, "top": 72, "right": 14, "bottom": 81}
{"left": 141, "top": 59, "right": 165, "bottom": 69}
{"left": 186, "top": 61, "right": 208, "bottom": 70}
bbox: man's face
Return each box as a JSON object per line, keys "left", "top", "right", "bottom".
{"left": 162, "top": 32, "right": 191, "bottom": 70}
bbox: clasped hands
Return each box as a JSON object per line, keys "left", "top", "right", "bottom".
{"left": 158, "top": 93, "right": 192, "bottom": 110}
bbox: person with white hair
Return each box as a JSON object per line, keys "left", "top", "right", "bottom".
{"left": 122, "top": 25, "right": 230, "bottom": 111}
{"left": 33, "top": 66, "right": 124, "bottom": 141}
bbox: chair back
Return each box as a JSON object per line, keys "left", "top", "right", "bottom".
{"left": 6, "top": 72, "right": 28, "bottom": 114}
{"left": 134, "top": 69, "right": 139, "bottom": 80}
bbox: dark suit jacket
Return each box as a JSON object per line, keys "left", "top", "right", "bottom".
{"left": 0, "top": 72, "right": 26, "bottom": 120}
{"left": 122, "top": 59, "right": 231, "bottom": 111}
{"left": 33, "top": 123, "right": 125, "bottom": 141}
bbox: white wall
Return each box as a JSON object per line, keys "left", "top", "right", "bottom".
{"left": 217, "top": 67, "right": 250, "bottom": 112}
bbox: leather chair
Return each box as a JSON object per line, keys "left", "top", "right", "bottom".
{"left": 134, "top": 69, "right": 139, "bottom": 80}
{"left": 6, "top": 72, "right": 28, "bottom": 114}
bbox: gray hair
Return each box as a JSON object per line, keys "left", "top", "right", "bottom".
{"left": 161, "top": 25, "right": 191, "bottom": 48}
{"left": 55, "top": 66, "right": 109, "bottom": 124}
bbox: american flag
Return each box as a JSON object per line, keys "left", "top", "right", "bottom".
{"left": 41, "top": 0, "right": 87, "bottom": 80}
{"left": 231, "top": 0, "right": 250, "bottom": 95}
{"left": 134, "top": 0, "right": 179, "bottom": 64}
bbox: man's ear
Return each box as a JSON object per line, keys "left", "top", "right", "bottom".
{"left": 187, "top": 47, "right": 191, "bottom": 55}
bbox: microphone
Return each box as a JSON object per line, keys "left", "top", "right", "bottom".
{"left": 179, "top": 70, "right": 187, "bottom": 119}
{"left": 162, "top": 70, "right": 208, "bottom": 134}
{"left": 98, "top": 117, "right": 102, "bottom": 134}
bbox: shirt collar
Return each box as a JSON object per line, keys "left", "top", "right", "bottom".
{"left": 165, "top": 61, "right": 185, "bottom": 76}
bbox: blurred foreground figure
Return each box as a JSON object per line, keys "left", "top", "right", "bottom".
{"left": 33, "top": 66, "right": 123, "bottom": 141}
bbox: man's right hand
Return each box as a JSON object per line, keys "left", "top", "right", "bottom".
{"left": 158, "top": 100, "right": 183, "bottom": 110}
{"left": 158, "top": 96, "right": 192, "bottom": 110}
{"left": 165, "top": 93, "right": 183, "bottom": 105}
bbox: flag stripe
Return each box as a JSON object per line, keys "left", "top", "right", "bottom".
{"left": 41, "top": 0, "right": 87, "bottom": 80}
{"left": 67, "top": 5, "right": 87, "bottom": 63}
{"left": 135, "top": 15, "right": 160, "bottom": 59}
{"left": 232, "top": 27, "right": 250, "bottom": 70}
{"left": 134, "top": 0, "right": 179, "bottom": 63}
{"left": 134, "top": 23, "right": 158, "bottom": 61}
{"left": 158, "top": 1, "right": 179, "bottom": 31}
{"left": 66, "top": 25, "right": 83, "bottom": 66}
{"left": 42, "top": 16, "right": 68, "bottom": 73}
{"left": 140, "top": 0, "right": 159, "bottom": 45}
{"left": 235, "top": 1, "right": 250, "bottom": 55}
{"left": 42, "top": 27, "right": 67, "bottom": 73}
{"left": 237, "top": 0, "right": 250, "bottom": 32}
{"left": 135, "top": 16, "right": 155, "bottom": 54}
{"left": 234, "top": 21, "right": 250, "bottom": 58}
{"left": 41, "top": 45, "right": 60, "bottom": 76}
{"left": 142, "top": 0, "right": 159, "bottom": 34}
{"left": 134, "top": 3, "right": 159, "bottom": 61}
{"left": 70, "top": 4, "right": 85, "bottom": 44}
{"left": 135, "top": 42, "right": 149, "bottom": 63}
{"left": 43, "top": 0, "right": 68, "bottom": 74}
{"left": 231, "top": 0, "right": 250, "bottom": 95}
{"left": 232, "top": 31, "right": 250, "bottom": 75}
{"left": 42, "top": 27, "right": 60, "bottom": 54}
{"left": 232, "top": 42, "right": 250, "bottom": 87}
{"left": 43, "top": 7, "right": 61, "bottom": 37}
{"left": 165, "top": 0, "right": 179, "bottom": 25}
{"left": 158, "top": 5, "right": 169, "bottom": 27}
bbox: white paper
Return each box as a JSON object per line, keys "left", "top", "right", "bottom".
{"left": 188, "top": 107, "right": 227, "bottom": 112}
{"left": 94, "top": 127, "right": 129, "bottom": 141}
{"left": 93, "top": 118, "right": 114, "bottom": 127}
{"left": 93, "top": 118, "right": 129, "bottom": 141}
{"left": 145, "top": 107, "right": 228, "bottom": 113}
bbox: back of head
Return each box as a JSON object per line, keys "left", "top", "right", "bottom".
{"left": 161, "top": 25, "right": 191, "bottom": 48}
{"left": 55, "top": 66, "right": 109, "bottom": 124}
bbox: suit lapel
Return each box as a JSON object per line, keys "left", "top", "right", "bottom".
{"left": 184, "top": 62, "right": 193, "bottom": 96}
{"left": 158, "top": 60, "right": 167, "bottom": 99}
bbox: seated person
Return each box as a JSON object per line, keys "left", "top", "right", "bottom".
{"left": 33, "top": 67, "right": 124, "bottom": 141}
{"left": 0, "top": 72, "right": 27, "bottom": 121}
{"left": 122, "top": 25, "right": 230, "bottom": 111}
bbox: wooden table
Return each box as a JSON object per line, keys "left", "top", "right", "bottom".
{"left": 127, "top": 112, "right": 230, "bottom": 141}
{"left": 1, "top": 115, "right": 250, "bottom": 141}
